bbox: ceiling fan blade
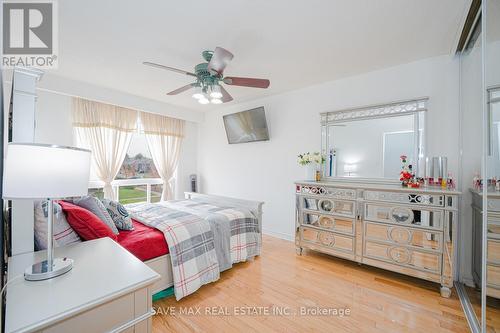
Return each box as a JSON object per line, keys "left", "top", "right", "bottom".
{"left": 143, "top": 61, "right": 197, "bottom": 77}
{"left": 223, "top": 76, "right": 270, "bottom": 88}
{"left": 220, "top": 85, "right": 233, "bottom": 103}
{"left": 207, "top": 47, "right": 234, "bottom": 75}
{"left": 166, "top": 84, "right": 194, "bottom": 95}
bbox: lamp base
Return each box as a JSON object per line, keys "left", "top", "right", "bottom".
{"left": 24, "top": 257, "right": 74, "bottom": 281}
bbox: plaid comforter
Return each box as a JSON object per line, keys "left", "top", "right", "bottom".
{"left": 126, "top": 200, "right": 260, "bottom": 300}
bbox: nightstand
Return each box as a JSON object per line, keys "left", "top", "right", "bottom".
{"left": 5, "top": 237, "right": 160, "bottom": 333}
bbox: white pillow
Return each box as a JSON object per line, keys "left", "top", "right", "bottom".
{"left": 34, "top": 200, "right": 82, "bottom": 250}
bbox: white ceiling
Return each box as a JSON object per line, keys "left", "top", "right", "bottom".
{"left": 51, "top": 0, "right": 469, "bottom": 111}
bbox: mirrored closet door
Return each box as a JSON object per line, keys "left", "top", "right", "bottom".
{"left": 459, "top": 1, "right": 500, "bottom": 332}
{"left": 459, "top": 0, "right": 484, "bottom": 328}
{"left": 484, "top": 0, "right": 500, "bottom": 331}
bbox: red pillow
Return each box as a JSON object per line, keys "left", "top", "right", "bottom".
{"left": 58, "top": 200, "right": 117, "bottom": 241}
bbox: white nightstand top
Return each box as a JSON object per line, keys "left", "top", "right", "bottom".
{"left": 5, "top": 237, "right": 160, "bottom": 333}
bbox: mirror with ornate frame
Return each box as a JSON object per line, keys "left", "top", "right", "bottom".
{"left": 320, "top": 98, "right": 427, "bottom": 182}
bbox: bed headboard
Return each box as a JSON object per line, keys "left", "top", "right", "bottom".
{"left": 184, "top": 192, "right": 264, "bottom": 240}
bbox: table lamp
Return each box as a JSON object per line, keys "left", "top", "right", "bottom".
{"left": 2, "top": 143, "right": 91, "bottom": 281}
{"left": 343, "top": 163, "right": 357, "bottom": 177}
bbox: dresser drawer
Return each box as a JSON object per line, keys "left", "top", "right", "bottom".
{"left": 364, "top": 190, "right": 445, "bottom": 207}
{"left": 488, "top": 240, "right": 500, "bottom": 263}
{"left": 302, "top": 212, "right": 354, "bottom": 235}
{"left": 134, "top": 317, "right": 151, "bottom": 333}
{"left": 364, "top": 241, "right": 441, "bottom": 274}
{"left": 487, "top": 197, "right": 500, "bottom": 212}
{"left": 43, "top": 293, "right": 135, "bottom": 333}
{"left": 364, "top": 222, "right": 442, "bottom": 252}
{"left": 41, "top": 288, "right": 151, "bottom": 333}
{"left": 487, "top": 264, "right": 500, "bottom": 288}
{"left": 300, "top": 226, "right": 354, "bottom": 254}
{"left": 296, "top": 184, "right": 357, "bottom": 200}
{"left": 300, "top": 196, "right": 355, "bottom": 218}
{"left": 364, "top": 203, "right": 443, "bottom": 230}
{"left": 489, "top": 219, "right": 500, "bottom": 238}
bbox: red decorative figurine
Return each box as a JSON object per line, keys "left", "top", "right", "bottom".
{"left": 399, "top": 155, "right": 415, "bottom": 187}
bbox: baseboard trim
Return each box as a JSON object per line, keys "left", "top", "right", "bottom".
{"left": 262, "top": 229, "right": 294, "bottom": 242}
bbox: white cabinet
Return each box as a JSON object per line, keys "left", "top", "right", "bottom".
{"left": 5, "top": 238, "right": 160, "bottom": 333}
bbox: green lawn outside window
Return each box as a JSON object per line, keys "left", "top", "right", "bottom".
{"left": 118, "top": 186, "right": 161, "bottom": 204}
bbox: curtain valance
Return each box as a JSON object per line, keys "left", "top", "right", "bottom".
{"left": 72, "top": 98, "right": 137, "bottom": 132}
{"left": 139, "top": 111, "right": 185, "bottom": 138}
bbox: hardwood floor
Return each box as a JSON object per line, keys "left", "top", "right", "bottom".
{"left": 152, "top": 235, "right": 470, "bottom": 332}
{"left": 466, "top": 286, "right": 500, "bottom": 332}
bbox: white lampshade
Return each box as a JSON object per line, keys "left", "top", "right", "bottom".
{"left": 3, "top": 143, "right": 91, "bottom": 199}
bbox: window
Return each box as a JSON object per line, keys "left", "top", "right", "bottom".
{"left": 86, "top": 119, "right": 164, "bottom": 204}
{"left": 116, "top": 124, "right": 162, "bottom": 204}
{"left": 117, "top": 133, "right": 158, "bottom": 180}
{"left": 75, "top": 104, "right": 182, "bottom": 204}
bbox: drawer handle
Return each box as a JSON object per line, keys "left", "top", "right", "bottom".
{"left": 318, "top": 215, "right": 335, "bottom": 229}
{"left": 318, "top": 232, "right": 336, "bottom": 247}
{"left": 388, "top": 227, "right": 412, "bottom": 244}
{"left": 318, "top": 199, "right": 334, "bottom": 212}
{"left": 389, "top": 207, "right": 414, "bottom": 224}
{"left": 388, "top": 246, "right": 411, "bottom": 264}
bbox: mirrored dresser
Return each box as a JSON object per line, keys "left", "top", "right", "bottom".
{"left": 295, "top": 181, "right": 460, "bottom": 297}
{"left": 471, "top": 189, "right": 500, "bottom": 299}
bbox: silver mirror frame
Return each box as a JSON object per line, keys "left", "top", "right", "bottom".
{"left": 321, "top": 98, "right": 428, "bottom": 184}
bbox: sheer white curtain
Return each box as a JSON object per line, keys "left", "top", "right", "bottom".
{"left": 139, "top": 112, "right": 184, "bottom": 201}
{"left": 72, "top": 98, "right": 137, "bottom": 199}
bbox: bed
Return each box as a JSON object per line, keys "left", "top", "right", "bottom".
{"left": 52, "top": 192, "right": 263, "bottom": 299}
{"left": 119, "top": 192, "right": 264, "bottom": 298}
{"left": 116, "top": 220, "right": 173, "bottom": 295}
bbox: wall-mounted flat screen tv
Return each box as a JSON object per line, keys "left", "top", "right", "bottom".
{"left": 223, "top": 107, "right": 270, "bottom": 144}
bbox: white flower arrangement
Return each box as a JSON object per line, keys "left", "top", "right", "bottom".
{"left": 297, "top": 152, "right": 325, "bottom": 166}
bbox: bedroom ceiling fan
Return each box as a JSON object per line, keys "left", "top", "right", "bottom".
{"left": 143, "top": 47, "right": 270, "bottom": 105}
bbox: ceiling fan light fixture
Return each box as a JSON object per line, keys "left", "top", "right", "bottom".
{"left": 198, "top": 97, "right": 210, "bottom": 105}
{"left": 146, "top": 47, "right": 269, "bottom": 104}
{"left": 192, "top": 85, "right": 204, "bottom": 99}
{"left": 209, "top": 84, "right": 223, "bottom": 99}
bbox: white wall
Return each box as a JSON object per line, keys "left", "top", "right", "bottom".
{"left": 198, "top": 54, "right": 460, "bottom": 242}
{"left": 37, "top": 73, "right": 203, "bottom": 123}
{"left": 34, "top": 89, "right": 199, "bottom": 199}
{"left": 35, "top": 90, "right": 74, "bottom": 146}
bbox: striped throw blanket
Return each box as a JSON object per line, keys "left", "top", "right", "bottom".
{"left": 127, "top": 200, "right": 260, "bottom": 300}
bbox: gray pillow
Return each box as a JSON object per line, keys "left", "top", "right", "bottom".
{"left": 34, "top": 200, "right": 81, "bottom": 250}
{"left": 101, "top": 199, "right": 134, "bottom": 231}
{"left": 73, "top": 196, "right": 119, "bottom": 235}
